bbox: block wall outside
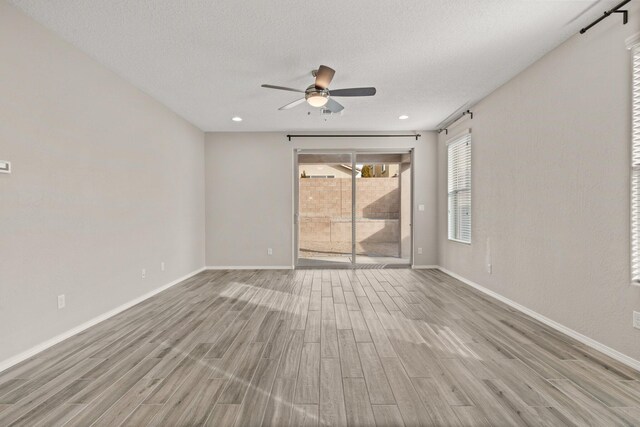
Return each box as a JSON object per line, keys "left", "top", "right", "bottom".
{"left": 299, "top": 177, "right": 400, "bottom": 243}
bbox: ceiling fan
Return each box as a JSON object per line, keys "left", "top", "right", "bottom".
{"left": 261, "top": 65, "right": 376, "bottom": 113}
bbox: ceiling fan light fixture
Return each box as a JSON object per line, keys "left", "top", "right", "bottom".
{"left": 306, "top": 92, "right": 328, "bottom": 107}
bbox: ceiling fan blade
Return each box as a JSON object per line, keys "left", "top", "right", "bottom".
{"left": 315, "top": 65, "right": 335, "bottom": 89}
{"left": 329, "top": 87, "right": 376, "bottom": 97}
{"left": 279, "top": 98, "right": 306, "bottom": 110}
{"left": 325, "top": 98, "right": 344, "bottom": 113}
{"left": 262, "top": 84, "right": 304, "bottom": 93}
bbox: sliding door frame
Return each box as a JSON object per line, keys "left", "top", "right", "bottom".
{"left": 294, "top": 148, "right": 414, "bottom": 269}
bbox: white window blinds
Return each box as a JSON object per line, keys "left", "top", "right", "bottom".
{"left": 631, "top": 45, "right": 640, "bottom": 282}
{"left": 448, "top": 131, "right": 472, "bottom": 243}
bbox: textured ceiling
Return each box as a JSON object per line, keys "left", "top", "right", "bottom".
{"left": 10, "top": 0, "right": 614, "bottom": 131}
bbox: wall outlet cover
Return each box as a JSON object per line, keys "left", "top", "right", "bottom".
{"left": 142, "top": 268, "right": 146, "bottom": 279}
{"left": 634, "top": 311, "right": 640, "bottom": 330}
{"left": 57, "top": 294, "right": 65, "bottom": 309}
{"left": 0, "top": 161, "right": 10, "bottom": 174}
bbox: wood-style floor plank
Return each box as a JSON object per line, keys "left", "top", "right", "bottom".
{"left": 319, "top": 358, "right": 347, "bottom": 426}
{"left": 234, "top": 357, "right": 278, "bottom": 426}
{"left": 261, "top": 377, "right": 295, "bottom": 427}
{"left": 343, "top": 377, "right": 376, "bottom": 426}
{"left": 357, "top": 342, "right": 396, "bottom": 405}
{"left": 372, "top": 404, "right": 405, "bottom": 427}
{"left": 294, "top": 342, "right": 320, "bottom": 405}
{"left": 0, "top": 268, "right": 637, "bottom": 426}
{"left": 203, "top": 403, "right": 239, "bottom": 426}
{"left": 290, "top": 404, "right": 319, "bottom": 427}
{"left": 380, "top": 356, "right": 434, "bottom": 427}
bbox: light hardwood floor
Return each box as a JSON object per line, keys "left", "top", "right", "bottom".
{"left": 1, "top": 268, "right": 639, "bottom": 426}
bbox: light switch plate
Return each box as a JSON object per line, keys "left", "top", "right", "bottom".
{"left": 418, "top": 204, "right": 425, "bottom": 211}
{"left": 634, "top": 311, "right": 640, "bottom": 330}
{"left": 0, "top": 161, "right": 10, "bottom": 174}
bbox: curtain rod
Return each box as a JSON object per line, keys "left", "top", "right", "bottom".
{"left": 580, "top": 0, "right": 630, "bottom": 34}
{"left": 286, "top": 134, "right": 421, "bottom": 141}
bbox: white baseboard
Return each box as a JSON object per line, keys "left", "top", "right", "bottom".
{"left": 206, "top": 265, "right": 294, "bottom": 270}
{"left": 0, "top": 266, "right": 206, "bottom": 374}
{"left": 436, "top": 266, "right": 640, "bottom": 373}
{"left": 412, "top": 265, "right": 439, "bottom": 269}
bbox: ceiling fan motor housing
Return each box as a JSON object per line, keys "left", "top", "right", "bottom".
{"left": 305, "top": 84, "right": 329, "bottom": 107}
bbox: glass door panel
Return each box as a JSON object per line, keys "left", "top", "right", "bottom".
{"left": 296, "top": 152, "right": 353, "bottom": 267}
{"left": 354, "top": 152, "right": 412, "bottom": 266}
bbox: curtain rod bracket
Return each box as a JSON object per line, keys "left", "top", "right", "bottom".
{"left": 438, "top": 110, "right": 473, "bottom": 135}
{"left": 614, "top": 9, "right": 629, "bottom": 25}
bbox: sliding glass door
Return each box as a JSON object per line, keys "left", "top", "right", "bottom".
{"left": 354, "top": 153, "right": 412, "bottom": 265}
{"left": 295, "top": 150, "right": 412, "bottom": 268}
{"left": 296, "top": 152, "right": 354, "bottom": 267}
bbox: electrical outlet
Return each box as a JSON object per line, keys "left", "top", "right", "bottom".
{"left": 418, "top": 204, "right": 425, "bottom": 212}
{"left": 267, "top": 248, "right": 273, "bottom": 256}
{"left": 417, "top": 247, "right": 423, "bottom": 255}
{"left": 0, "top": 160, "right": 10, "bottom": 174}
{"left": 487, "top": 263, "right": 492, "bottom": 274}
{"left": 634, "top": 311, "right": 640, "bottom": 330}
{"left": 142, "top": 268, "right": 146, "bottom": 279}
{"left": 57, "top": 294, "right": 65, "bottom": 309}
{"left": 161, "top": 262, "right": 165, "bottom": 272}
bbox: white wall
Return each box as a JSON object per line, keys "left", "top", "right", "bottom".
{"left": 205, "top": 132, "right": 438, "bottom": 267}
{"left": 438, "top": 7, "right": 640, "bottom": 360}
{"left": 0, "top": 2, "right": 205, "bottom": 363}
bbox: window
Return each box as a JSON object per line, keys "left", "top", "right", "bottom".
{"left": 448, "top": 131, "right": 472, "bottom": 243}
{"left": 631, "top": 41, "right": 640, "bottom": 282}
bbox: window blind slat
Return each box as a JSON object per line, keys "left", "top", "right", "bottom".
{"left": 632, "top": 46, "right": 640, "bottom": 282}
{"left": 448, "top": 133, "right": 471, "bottom": 243}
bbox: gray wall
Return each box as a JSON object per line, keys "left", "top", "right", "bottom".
{"left": 437, "top": 6, "right": 640, "bottom": 360}
{"left": 0, "top": 2, "right": 205, "bottom": 363}
{"left": 205, "top": 132, "right": 438, "bottom": 267}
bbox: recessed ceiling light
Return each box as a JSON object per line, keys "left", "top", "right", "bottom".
{"left": 398, "top": 115, "right": 409, "bottom": 120}
{"left": 231, "top": 116, "right": 243, "bottom": 122}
